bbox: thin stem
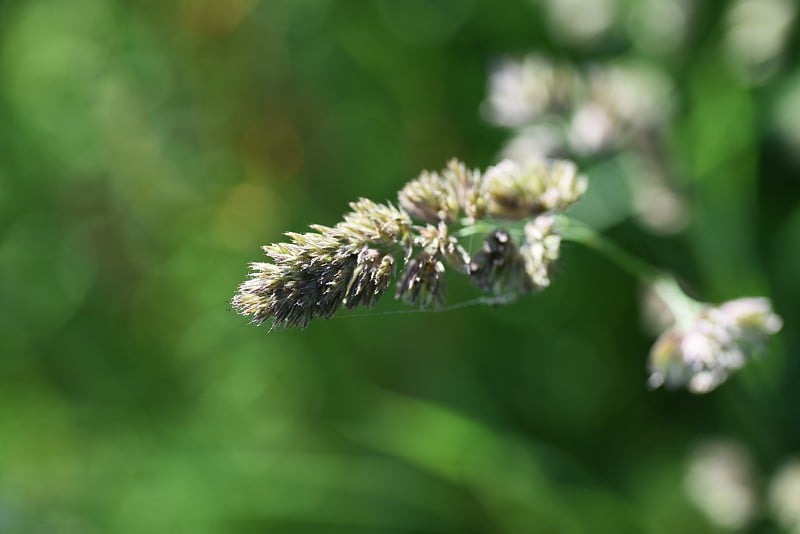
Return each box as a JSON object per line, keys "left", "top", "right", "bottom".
{"left": 556, "top": 215, "right": 658, "bottom": 281}
{"left": 456, "top": 215, "right": 702, "bottom": 325}
{"left": 556, "top": 215, "right": 701, "bottom": 325}
{"left": 338, "top": 294, "right": 519, "bottom": 319}
{"left": 649, "top": 276, "right": 703, "bottom": 327}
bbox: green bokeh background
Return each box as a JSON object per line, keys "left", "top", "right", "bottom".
{"left": 1, "top": 0, "right": 798, "bottom": 532}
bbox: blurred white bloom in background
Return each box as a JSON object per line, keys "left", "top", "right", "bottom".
{"left": 531, "top": 0, "right": 618, "bottom": 45}
{"left": 501, "top": 125, "right": 564, "bottom": 165}
{"left": 626, "top": 155, "right": 689, "bottom": 235}
{"left": 769, "top": 459, "right": 800, "bottom": 532}
{"left": 626, "top": 0, "right": 694, "bottom": 55}
{"left": 581, "top": 63, "right": 671, "bottom": 155}
{"left": 685, "top": 441, "right": 757, "bottom": 530}
{"left": 568, "top": 61, "right": 673, "bottom": 157}
{"left": 484, "top": 55, "right": 574, "bottom": 128}
{"left": 631, "top": 178, "right": 688, "bottom": 234}
{"left": 568, "top": 102, "right": 617, "bottom": 155}
{"left": 484, "top": 55, "right": 685, "bottom": 238}
{"left": 487, "top": 57, "right": 674, "bottom": 159}
{"left": 647, "top": 288, "right": 782, "bottom": 393}
{"left": 724, "top": 0, "right": 796, "bottom": 83}
{"left": 582, "top": 62, "right": 673, "bottom": 141}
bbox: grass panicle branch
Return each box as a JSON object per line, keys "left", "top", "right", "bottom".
{"left": 233, "top": 156, "right": 781, "bottom": 394}
{"left": 233, "top": 156, "right": 586, "bottom": 329}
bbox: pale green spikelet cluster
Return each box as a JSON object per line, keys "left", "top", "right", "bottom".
{"left": 396, "top": 222, "right": 471, "bottom": 307}
{"left": 233, "top": 156, "right": 587, "bottom": 328}
{"left": 398, "top": 159, "right": 485, "bottom": 224}
{"left": 232, "top": 198, "right": 413, "bottom": 329}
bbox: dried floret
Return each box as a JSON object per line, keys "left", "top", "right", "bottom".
{"left": 395, "top": 253, "right": 446, "bottom": 308}
{"left": 469, "top": 229, "right": 531, "bottom": 295}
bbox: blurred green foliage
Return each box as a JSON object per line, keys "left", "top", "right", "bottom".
{"left": 0, "top": 0, "right": 798, "bottom": 532}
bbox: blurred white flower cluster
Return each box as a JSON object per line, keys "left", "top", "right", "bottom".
{"left": 484, "top": 55, "right": 673, "bottom": 160}
{"left": 769, "top": 459, "right": 800, "bottom": 532}
{"left": 528, "top": 0, "right": 797, "bottom": 84}
{"left": 686, "top": 441, "right": 757, "bottom": 530}
{"left": 687, "top": 443, "right": 800, "bottom": 531}
{"left": 485, "top": 56, "right": 576, "bottom": 129}
{"left": 484, "top": 54, "right": 687, "bottom": 234}
{"left": 724, "top": 0, "right": 796, "bottom": 84}
{"left": 528, "top": 0, "right": 694, "bottom": 55}
{"left": 647, "top": 295, "right": 782, "bottom": 394}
